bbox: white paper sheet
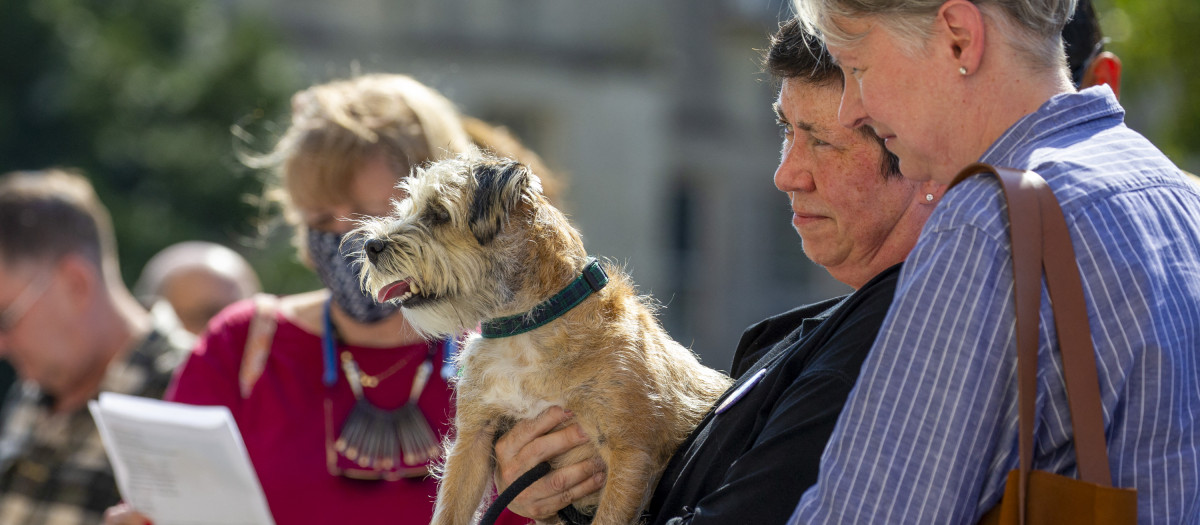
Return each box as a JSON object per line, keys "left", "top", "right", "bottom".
{"left": 88, "top": 392, "right": 275, "bottom": 525}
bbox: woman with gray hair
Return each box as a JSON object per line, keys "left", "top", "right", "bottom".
{"left": 788, "top": 0, "right": 1200, "bottom": 523}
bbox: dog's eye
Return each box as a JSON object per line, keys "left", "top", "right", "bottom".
{"left": 425, "top": 205, "right": 451, "bottom": 226}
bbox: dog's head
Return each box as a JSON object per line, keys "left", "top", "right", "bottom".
{"left": 352, "top": 155, "right": 545, "bottom": 336}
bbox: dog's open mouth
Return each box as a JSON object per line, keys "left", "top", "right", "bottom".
{"left": 377, "top": 278, "right": 433, "bottom": 307}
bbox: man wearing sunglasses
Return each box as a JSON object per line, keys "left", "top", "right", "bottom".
{"left": 0, "top": 169, "right": 192, "bottom": 525}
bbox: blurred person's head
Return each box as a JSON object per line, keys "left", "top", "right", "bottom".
{"left": 249, "top": 74, "right": 565, "bottom": 326}
{"left": 0, "top": 169, "right": 148, "bottom": 410}
{"left": 766, "top": 18, "right": 943, "bottom": 288}
{"left": 461, "top": 116, "right": 567, "bottom": 206}
{"left": 134, "top": 241, "right": 261, "bottom": 335}
{"left": 1063, "top": 0, "right": 1121, "bottom": 95}
{"left": 793, "top": 0, "right": 1078, "bottom": 183}
{"left": 249, "top": 74, "right": 474, "bottom": 324}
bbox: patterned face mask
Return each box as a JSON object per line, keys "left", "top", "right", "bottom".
{"left": 307, "top": 229, "right": 401, "bottom": 324}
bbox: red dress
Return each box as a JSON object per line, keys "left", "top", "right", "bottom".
{"left": 167, "top": 298, "right": 530, "bottom": 525}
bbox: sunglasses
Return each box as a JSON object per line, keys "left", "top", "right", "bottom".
{"left": 1072, "top": 37, "right": 1111, "bottom": 88}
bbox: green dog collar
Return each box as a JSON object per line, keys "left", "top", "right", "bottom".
{"left": 480, "top": 258, "right": 609, "bottom": 339}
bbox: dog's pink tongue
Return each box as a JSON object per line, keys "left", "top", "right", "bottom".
{"left": 378, "top": 280, "right": 410, "bottom": 302}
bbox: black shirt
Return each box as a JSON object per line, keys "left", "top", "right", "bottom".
{"left": 644, "top": 264, "right": 902, "bottom": 525}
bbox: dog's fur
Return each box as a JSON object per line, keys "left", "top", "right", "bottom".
{"left": 353, "top": 156, "right": 732, "bottom": 525}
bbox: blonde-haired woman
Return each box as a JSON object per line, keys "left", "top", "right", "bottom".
{"left": 105, "top": 74, "right": 535, "bottom": 525}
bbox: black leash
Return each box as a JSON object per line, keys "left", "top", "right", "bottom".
{"left": 480, "top": 461, "right": 595, "bottom": 525}
{"left": 481, "top": 462, "right": 552, "bottom": 525}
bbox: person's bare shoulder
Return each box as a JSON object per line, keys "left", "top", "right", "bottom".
{"left": 278, "top": 290, "right": 329, "bottom": 334}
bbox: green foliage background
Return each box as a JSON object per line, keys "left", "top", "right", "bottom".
{"left": 0, "top": 0, "right": 1194, "bottom": 297}
{"left": 1099, "top": 0, "right": 1200, "bottom": 173}
{"left": 0, "top": 0, "right": 319, "bottom": 294}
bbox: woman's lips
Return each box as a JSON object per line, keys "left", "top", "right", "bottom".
{"left": 792, "top": 212, "right": 825, "bottom": 227}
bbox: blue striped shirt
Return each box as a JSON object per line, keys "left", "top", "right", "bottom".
{"left": 789, "top": 86, "right": 1200, "bottom": 524}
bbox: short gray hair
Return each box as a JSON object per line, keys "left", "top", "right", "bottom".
{"left": 794, "top": 0, "right": 1076, "bottom": 71}
{"left": 0, "top": 169, "right": 116, "bottom": 276}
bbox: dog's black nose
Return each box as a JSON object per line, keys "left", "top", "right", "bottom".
{"left": 364, "top": 238, "right": 388, "bottom": 264}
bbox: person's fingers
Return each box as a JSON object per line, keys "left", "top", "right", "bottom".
{"left": 495, "top": 410, "right": 590, "bottom": 493}
{"left": 491, "top": 406, "right": 602, "bottom": 520}
{"left": 103, "top": 503, "right": 152, "bottom": 525}
{"left": 509, "top": 457, "right": 607, "bottom": 519}
{"left": 496, "top": 422, "right": 588, "bottom": 489}
{"left": 495, "top": 406, "right": 573, "bottom": 460}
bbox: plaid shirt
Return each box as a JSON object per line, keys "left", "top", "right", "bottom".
{"left": 0, "top": 314, "right": 191, "bottom": 525}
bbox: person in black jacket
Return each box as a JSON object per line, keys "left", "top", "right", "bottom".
{"left": 489, "top": 18, "right": 946, "bottom": 525}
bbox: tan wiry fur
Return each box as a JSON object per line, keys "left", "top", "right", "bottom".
{"left": 353, "top": 155, "right": 732, "bottom": 525}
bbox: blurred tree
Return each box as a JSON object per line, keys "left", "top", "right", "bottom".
{"left": 1100, "top": 0, "right": 1200, "bottom": 172}
{"left": 0, "top": 0, "right": 317, "bottom": 293}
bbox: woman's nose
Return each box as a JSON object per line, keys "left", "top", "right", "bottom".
{"left": 327, "top": 209, "right": 359, "bottom": 234}
{"left": 838, "top": 79, "right": 869, "bottom": 130}
{"left": 774, "top": 144, "right": 816, "bottom": 194}
{"left": 327, "top": 221, "right": 356, "bottom": 235}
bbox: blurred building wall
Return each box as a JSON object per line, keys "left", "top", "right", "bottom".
{"left": 234, "top": 0, "right": 849, "bottom": 370}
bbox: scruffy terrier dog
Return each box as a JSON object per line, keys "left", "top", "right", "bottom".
{"left": 353, "top": 156, "right": 731, "bottom": 525}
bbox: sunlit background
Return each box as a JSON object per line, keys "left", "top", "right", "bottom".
{"left": 1, "top": 0, "right": 1194, "bottom": 369}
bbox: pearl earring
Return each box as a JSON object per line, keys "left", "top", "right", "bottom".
{"left": 926, "top": 193, "right": 935, "bottom": 202}
{"left": 959, "top": 66, "right": 968, "bottom": 75}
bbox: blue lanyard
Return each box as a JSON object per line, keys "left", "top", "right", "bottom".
{"left": 321, "top": 297, "right": 455, "bottom": 387}
{"left": 321, "top": 298, "right": 338, "bottom": 387}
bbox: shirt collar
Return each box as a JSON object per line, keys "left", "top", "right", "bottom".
{"left": 980, "top": 84, "right": 1125, "bottom": 168}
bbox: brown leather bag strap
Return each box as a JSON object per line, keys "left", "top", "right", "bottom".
{"left": 950, "top": 163, "right": 1114, "bottom": 525}
{"left": 1036, "top": 182, "right": 1113, "bottom": 487}
{"left": 951, "top": 163, "right": 1044, "bottom": 524}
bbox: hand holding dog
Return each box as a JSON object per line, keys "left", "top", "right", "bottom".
{"left": 494, "top": 407, "right": 608, "bottom": 520}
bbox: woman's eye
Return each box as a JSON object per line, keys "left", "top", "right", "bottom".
{"left": 777, "top": 120, "right": 793, "bottom": 139}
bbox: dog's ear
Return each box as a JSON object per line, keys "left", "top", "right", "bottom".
{"left": 469, "top": 160, "right": 531, "bottom": 245}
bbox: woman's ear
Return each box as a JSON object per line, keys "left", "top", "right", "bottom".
{"left": 937, "top": 0, "right": 987, "bottom": 75}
